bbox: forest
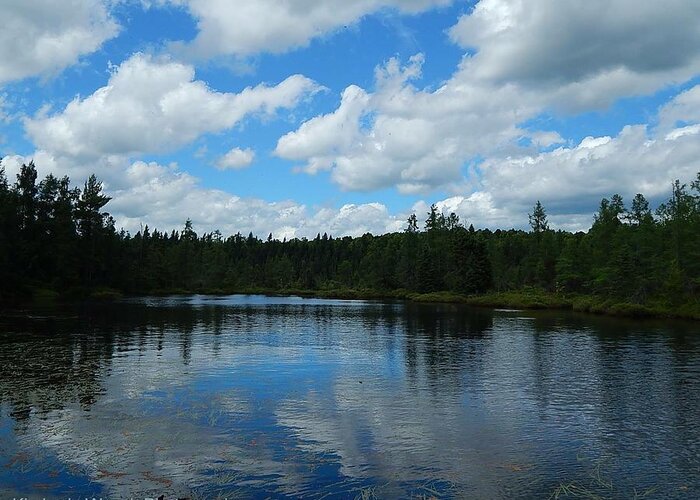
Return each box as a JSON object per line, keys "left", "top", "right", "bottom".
{"left": 1, "top": 162, "right": 698, "bottom": 318}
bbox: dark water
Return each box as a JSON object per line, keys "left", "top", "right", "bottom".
{"left": 0, "top": 296, "right": 698, "bottom": 499}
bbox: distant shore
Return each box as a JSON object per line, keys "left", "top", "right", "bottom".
{"left": 9, "top": 286, "right": 698, "bottom": 322}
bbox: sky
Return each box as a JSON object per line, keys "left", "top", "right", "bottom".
{"left": 1, "top": 0, "right": 699, "bottom": 239}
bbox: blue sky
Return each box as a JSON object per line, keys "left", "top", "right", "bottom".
{"left": 1, "top": 0, "right": 699, "bottom": 238}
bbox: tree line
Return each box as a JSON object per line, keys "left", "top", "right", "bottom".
{"left": 1, "top": 162, "right": 698, "bottom": 309}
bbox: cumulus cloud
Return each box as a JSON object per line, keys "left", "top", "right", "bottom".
{"left": 160, "top": 0, "right": 451, "bottom": 58}
{"left": 276, "top": 54, "right": 540, "bottom": 193}
{"left": 215, "top": 147, "right": 255, "bottom": 170}
{"left": 275, "top": 85, "right": 371, "bottom": 174}
{"left": 449, "top": 0, "right": 700, "bottom": 109}
{"left": 276, "top": 83, "right": 700, "bottom": 233}
{"left": 6, "top": 99, "right": 699, "bottom": 238}
{"left": 0, "top": 0, "right": 118, "bottom": 85}
{"left": 443, "top": 87, "right": 700, "bottom": 228}
{"left": 0, "top": 150, "right": 96, "bottom": 184}
{"left": 275, "top": 0, "right": 700, "bottom": 196}
{"left": 7, "top": 1, "right": 700, "bottom": 237}
{"left": 0, "top": 94, "right": 10, "bottom": 124}
{"left": 24, "top": 53, "right": 321, "bottom": 160}
{"left": 658, "top": 85, "right": 700, "bottom": 131}
{"left": 1, "top": 153, "right": 405, "bottom": 238}
{"left": 104, "top": 161, "right": 404, "bottom": 239}
{"left": 482, "top": 125, "right": 698, "bottom": 212}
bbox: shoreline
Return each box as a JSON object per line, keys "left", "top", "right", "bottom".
{"left": 7, "top": 287, "right": 697, "bottom": 322}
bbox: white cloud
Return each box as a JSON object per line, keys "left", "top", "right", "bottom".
{"left": 658, "top": 84, "right": 700, "bottom": 131}
{"left": 474, "top": 122, "right": 700, "bottom": 218}
{"left": 103, "top": 161, "right": 403, "bottom": 239}
{"left": 275, "top": 85, "right": 371, "bottom": 174}
{"left": 0, "top": 151, "right": 76, "bottom": 183}
{"left": 24, "top": 53, "right": 321, "bottom": 160}
{"left": 1, "top": 153, "right": 404, "bottom": 238}
{"left": 276, "top": 54, "right": 540, "bottom": 193}
{"left": 6, "top": 101, "right": 699, "bottom": 238}
{"left": 528, "top": 131, "right": 564, "bottom": 149}
{"left": 374, "top": 86, "right": 700, "bottom": 233}
{"left": 161, "top": 0, "right": 451, "bottom": 58}
{"left": 404, "top": 120, "right": 700, "bottom": 232}
{"left": 0, "top": 0, "right": 118, "bottom": 85}
{"left": 0, "top": 94, "right": 10, "bottom": 123}
{"left": 215, "top": 147, "right": 255, "bottom": 170}
{"left": 275, "top": 0, "right": 700, "bottom": 196}
{"left": 448, "top": 0, "right": 700, "bottom": 109}
{"left": 6, "top": 1, "right": 700, "bottom": 238}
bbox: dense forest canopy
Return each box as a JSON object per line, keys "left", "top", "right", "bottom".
{"left": 1, "top": 162, "right": 698, "bottom": 312}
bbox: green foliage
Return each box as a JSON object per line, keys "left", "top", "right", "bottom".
{"left": 529, "top": 200, "right": 549, "bottom": 233}
{"left": 467, "top": 289, "right": 572, "bottom": 310}
{"left": 0, "top": 163, "right": 698, "bottom": 321}
{"left": 405, "top": 213, "right": 419, "bottom": 233}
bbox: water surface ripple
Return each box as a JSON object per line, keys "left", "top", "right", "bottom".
{"left": 0, "top": 295, "right": 698, "bottom": 498}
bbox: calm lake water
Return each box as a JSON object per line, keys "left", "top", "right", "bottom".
{"left": 0, "top": 296, "right": 698, "bottom": 499}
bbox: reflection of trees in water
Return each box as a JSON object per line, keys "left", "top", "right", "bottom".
{"left": 0, "top": 300, "right": 496, "bottom": 497}
{"left": 0, "top": 301, "right": 494, "bottom": 425}
{"left": 0, "top": 325, "right": 114, "bottom": 426}
{"left": 0, "top": 304, "right": 196, "bottom": 422}
{"left": 3, "top": 302, "right": 696, "bottom": 433}
{"left": 586, "top": 322, "right": 700, "bottom": 478}
{"left": 0, "top": 300, "right": 698, "bottom": 498}
{"left": 402, "top": 303, "right": 493, "bottom": 389}
{"left": 506, "top": 310, "right": 700, "bottom": 494}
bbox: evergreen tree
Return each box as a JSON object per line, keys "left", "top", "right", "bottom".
{"left": 0, "top": 167, "right": 15, "bottom": 296}
{"left": 76, "top": 174, "right": 112, "bottom": 286}
{"left": 627, "top": 193, "right": 653, "bottom": 225}
{"left": 406, "top": 213, "right": 419, "bottom": 233}
{"left": 0, "top": 161, "right": 697, "bottom": 314}
{"left": 425, "top": 204, "right": 440, "bottom": 232}
{"left": 528, "top": 201, "right": 549, "bottom": 234}
{"left": 446, "top": 212, "right": 461, "bottom": 230}
{"left": 450, "top": 230, "right": 492, "bottom": 294}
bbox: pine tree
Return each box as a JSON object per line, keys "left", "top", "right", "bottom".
{"left": 406, "top": 213, "right": 419, "bottom": 233}
{"left": 425, "top": 204, "right": 440, "bottom": 232}
{"left": 627, "top": 193, "right": 653, "bottom": 225}
{"left": 528, "top": 201, "right": 549, "bottom": 234}
{"left": 76, "top": 174, "right": 112, "bottom": 285}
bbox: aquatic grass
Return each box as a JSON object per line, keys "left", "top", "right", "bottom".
{"left": 207, "top": 407, "right": 225, "bottom": 427}
{"left": 548, "top": 453, "right": 660, "bottom": 499}
{"left": 31, "top": 288, "right": 60, "bottom": 304}
{"left": 496, "top": 462, "right": 535, "bottom": 473}
{"left": 549, "top": 482, "right": 605, "bottom": 499}
{"left": 419, "top": 484, "right": 442, "bottom": 496}
{"left": 417, "top": 478, "right": 459, "bottom": 498}
{"left": 211, "top": 468, "right": 245, "bottom": 487}
{"left": 589, "top": 460, "right": 612, "bottom": 491}
{"left": 95, "top": 469, "right": 128, "bottom": 479}
{"left": 416, "top": 483, "right": 442, "bottom": 499}
{"left": 354, "top": 486, "right": 379, "bottom": 500}
{"left": 214, "top": 491, "right": 245, "bottom": 500}
{"left": 632, "top": 486, "right": 659, "bottom": 498}
{"left": 89, "top": 287, "right": 123, "bottom": 301}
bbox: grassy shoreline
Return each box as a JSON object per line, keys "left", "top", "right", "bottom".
{"left": 134, "top": 287, "right": 700, "bottom": 320}
{"left": 411, "top": 289, "right": 699, "bottom": 321}
{"left": 7, "top": 286, "right": 699, "bottom": 321}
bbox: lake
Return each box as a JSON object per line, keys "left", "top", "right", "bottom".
{"left": 0, "top": 295, "right": 698, "bottom": 498}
